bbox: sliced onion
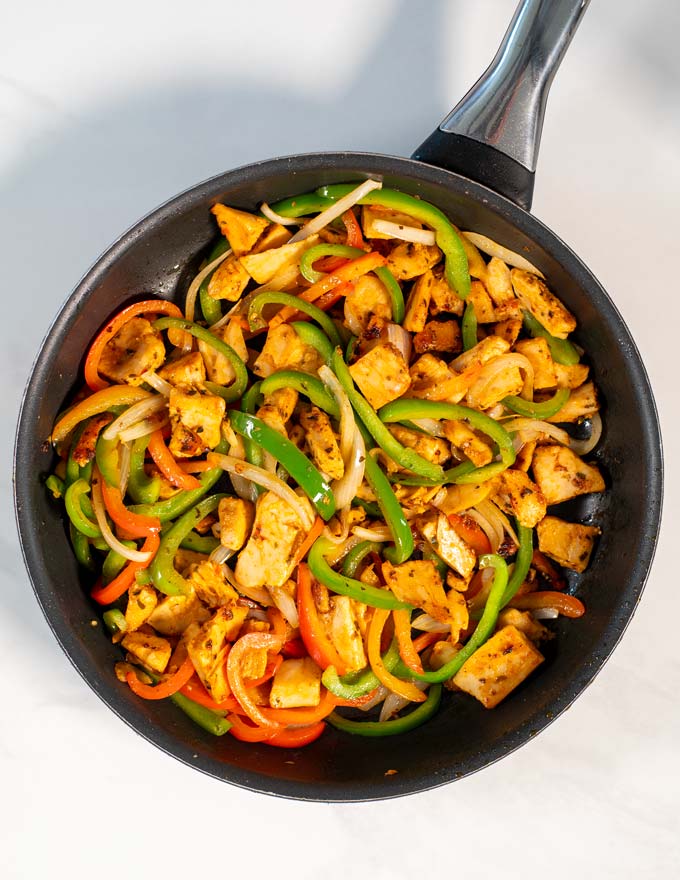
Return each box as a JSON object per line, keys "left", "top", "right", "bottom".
{"left": 182, "top": 246, "right": 233, "bottom": 350}
{"left": 91, "top": 478, "right": 152, "bottom": 563}
{"left": 531, "top": 607, "right": 559, "bottom": 620}
{"left": 246, "top": 607, "right": 269, "bottom": 622}
{"left": 319, "top": 365, "right": 353, "bottom": 462}
{"left": 478, "top": 499, "right": 519, "bottom": 548}
{"left": 409, "top": 417, "right": 445, "bottom": 438}
{"left": 140, "top": 371, "right": 173, "bottom": 396}
{"left": 379, "top": 681, "right": 429, "bottom": 722}
{"left": 411, "top": 614, "right": 451, "bottom": 633}
{"left": 371, "top": 219, "right": 435, "bottom": 246}
{"left": 466, "top": 354, "right": 534, "bottom": 410}
{"left": 385, "top": 322, "right": 412, "bottom": 363}
{"left": 323, "top": 534, "right": 365, "bottom": 567}
{"left": 118, "top": 414, "right": 169, "bottom": 443}
{"left": 260, "top": 202, "right": 303, "bottom": 227}
{"left": 467, "top": 508, "right": 502, "bottom": 553}
{"left": 118, "top": 441, "right": 131, "bottom": 498}
{"left": 207, "top": 453, "right": 314, "bottom": 529}
{"left": 461, "top": 231, "right": 545, "bottom": 277}
{"left": 221, "top": 564, "right": 272, "bottom": 606}
{"left": 357, "top": 685, "right": 390, "bottom": 712}
{"left": 570, "top": 412, "right": 602, "bottom": 456}
{"left": 269, "top": 584, "right": 299, "bottom": 629}
{"left": 486, "top": 404, "right": 505, "bottom": 420}
{"left": 500, "top": 417, "right": 570, "bottom": 445}
{"left": 222, "top": 434, "right": 258, "bottom": 502}
{"left": 322, "top": 508, "right": 351, "bottom": 546}
{"left": 102, "top": 395, "right": 165, "bottom": 440}
{"left": 332, "top": 426, "right": 366, "bottom": 511}
{"left": 209, "top": 545, "right": 235, "bottom": 565}
{"left": 352, "top": 525, "right": 391, "bottom": 542}
{"left": 288, "top": 179, "right": 382, "bottom": 244}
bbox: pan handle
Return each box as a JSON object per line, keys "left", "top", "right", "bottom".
{"left": 412, "top": 0, "right": 590, "bottom": 210}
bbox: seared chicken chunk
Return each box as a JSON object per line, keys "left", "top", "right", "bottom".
{"left": 344, "top": 274, "right": 393, "bottom": 331}
{"left": 418, "top": 513, "right": 477, "bottom": 578}
{"left": 413, "top": 320, "right": 461, "bottom": 354}
{"left": 299, "top": 405, "right": 345, "bottom": 480}
{"left": 537, "top": 515, "right": 600, "bottom": 572}
{"left": 511, "top": 269, "right": 576, "bottom": 338}
{"left": 428, "top": 268, "right": 464, "bottom": 316}
{"left": 348, "top": 342, "right": 411, "bottom": 409}
{"left": 188, "top": 606, "right": 247, "bottom": 702}
{"left": 442, "top": 419, "right": 493, "bottom": 467}
{"left": 168, "top": 387, "right": 225, "bottom": 458}
{"left": 386, "top": 242, "right": 442, "bottom": 280}
{"left": 532, "top": 445, "right": 605, "bottom": 505}
{"left": 403, "top": 271, "right": 433, "bottom": 332}
{"left": 409, "top": 354, "right": 477, "bottom": 403}
{"left": 514, "top": 338, "right": 556, "bottom": 390}
{"left": 207, "top": 255, "right": 251, "bottom": 301}
{"left": 187, "top": 560, "right": 240, "bottom": 608}
{"left": 124, "top": 583, "right": 158, "bottom": 632}
{"left": 484, "top": 257, "right": 516, "bottom": 305}
{"left": 253, "top": 324, "right": 322, "bottom": 378}
{"left": 147, "top": 587, "right": 210, "bottom": 636}
{"left": 493, "top": 317, "right": 523, "bottom": 345}
{"left": 496, "top": 608, "right": 552, "bottom": 643}
{"left": 159, "top": 351, "right": 206, "bottom": 387}
{"left": 554, "top": 362, "right": 590, "bottom": 389}
{"left": 269, "top": 658, "right": 322, "bottom": 709}
{"left": 122, "top": 630, "right": 172, "bottom": 674}
{"left": 239, "top": 235, "right": 320, "bottom": 284}
{"left": 218, "top": 496, "right": 255, "bottom": 551}
{"left": 263, "top": 387, "right": 298, "bottom": 423}
{"left": 388, "top": 424, "right": 450, "bottom": 467}
{"left": 98, "top": 317, "right": 165, "bottom": 386}
{"left": 492, "top": 469, "right": 547, "bottom": 528}
{"left": 210, "top": 204, "right": 269, "bottom": 256}
{"left": 382, "top": 559, "right": 451, "bottom": 622}
{"left": 198, "top": 319, "right": 248, "bottom": 385}
{"left": 546, "top": 381, "right": 599, "bottom": 423}
{"left": 466, "top": 362, "right": 524, "bottom": 409}
{"left": 467, "top": 280, "right": 496, "bottom": 323}
{"left": 235, "top": 491, "right": 306, "bottom": 588}
{"left": 451, "top": 335, "right": 510, "bottom": 371}
{"left": 322, "top": 596, "right": 368, "bottom": 672}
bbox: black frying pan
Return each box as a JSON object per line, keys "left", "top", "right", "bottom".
{"left": 14, "top": 0, "right": 662, "bottom": 801}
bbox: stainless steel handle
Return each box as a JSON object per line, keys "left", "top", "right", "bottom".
{"left": 441, "top": 0, "right": 590, "bottom": 172}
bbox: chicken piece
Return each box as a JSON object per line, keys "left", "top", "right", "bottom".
{"left": 198, "top": 319, "right": 248, "bottom": 385}
{"left": 453, "top": 625, "right": 544, "bottom": 708}
{"left": 467, "top": 280, "right": 496, "bottom": 323}
{"left": 239, "top": 235, "right": 320, "bottom": 284}
{"left": 418, "top": 513, "right": 477, "bottom": 579}
{"left": 207, "top": 255, "right": 251, "bottom": 302}
{"left": 348, "top": 342, "right": 411, "bottom": 409}
{"left": 253, "top": 323, "right": 322, "bottom": 378}
{"left": 514, "top": 338, "right": 556, "bottom": 390}
{"left": 98, "top": 317, "right": 165, "bottom": 386}
{"left": 252, "top": 224, "right": 292, "bottom": 253}
{"left": 496, "top": 608, "right": 552, "bottom": 643}
{"left": 159, "top": 351, "right": 206, "bottom": 388}
{"left": 124, "top": 583, "right": 158, "bottom": 633}
{"left": 403, "top": 270, "right": 433, "bottom": 332}
{"left": 235, "top": 491, "right": 306, "bottom": 588}
{"left": 269, "top": 658, "right": 322, "bottom": 708}
{"left": 388, "top": 424, "right": 450, "bottom": 467}
{"left": 393, "top": 484, "right": 445, "bottom": 515}
{"left": 514, "top": 439, "right": 537, "bottom": 472}
{"left": 344, "top": 274, "right": 393, "bottom": 332}
{"left": 466, "top": 363, "right": 524, "bottom": 410}
{"left": 386, "top": 242, "right": 442, "bottom": 281}
{"left": 532, "top": 445, "right": 605, "bottom": 505}
{"left": 255, "top": 401, "right": 288, "bottom": 438}
{"left": 299, "top": 405, "right": 344, "bottom": 480}
{"left": 70, "top": 414, "right": 112, "bottom": 467}
{"left": 554, "top": 362, "right": 590, "bottom": 389}
{"left": 493, "top": 300, "right": 523, "bottom": 321}
{"left": 121, "top": 631, "right": 172, "bottom": 674}
{"left": 446, "top": 570, "right": 472, "bottom": 593}
{"left": 323, "top": 596, "right": 367, "bottom": 672}
{"left": 413, "top": 320, "right": 461, "bottom": 355}
{"left": 188, "top": 607, "right": 245, "bottom": 702}
{"left": 537, "top": 515, "right": 600, "bottom": 573}
{"left": 451, "top": 335, "right": 510, "bottom": 371}
{"left": 361, "top": 204, "right": 425, "bottom": 238}
{"left": 187, "top": 560, "right": 240, "bottom": 608}
{"left": 435, "top": 482, "right": 492, "bottom": 516}
{"left": 442, "top": 420, "right": 493, "bottom": 467}
{"left": 173, "top": 549, "right": 209, "bottom": 575}
{"left": 511, "top": 269, "right": 576, "bottom": 338}
{"left": 408, "top": 354, "right": 478, "bottom": 403}
{"left": 210, "top": 204, "right": 269, "bottom": 256}
{"left": 428, "top": 267, "right": 464, "bottom": 316}
{"left": 444, "top": 589, "right": 468, "bottom": 644}
{"left": 484, "top": 257, "right": 516, "bottom": 305}
{"left": 457, "top": 231, "right": 488, "bottom": 281}
{"left": 263, "top": 387, "right": 299, "bottom": 423}
{"left": 492, "top": 318, "right": 523, "bottom": 346}
{"left": 168, "top": 387, "right": 226, "bottom": 458}
{"left": 382, "top": 559, "right": 451, "bottom": 622}
{"left": 147, "top": 587, "right": 210, "bottom": 636}
{"left": 546, "top": 381, "right": 599, "bottom": 423}
{"left": 218, "top": 496, "right": 254, "bottom": 551}
{"left": 492, "top": 469, "right": 547, "bottom": 528}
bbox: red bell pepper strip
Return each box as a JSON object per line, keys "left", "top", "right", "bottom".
{"left": 100, "top": 478, "right": 161, "bottom": 538}
{"left": 125, "top": 655, "right": 195, "bottom": 700}
{"left": 509, "top": 591, "right": 585, "bottom": 618}
{"left": 297, "top": 563, "right": 349, "bottom": 675}
{"left": 263, "top": 722, "right": 325, "bottom": 748}
{"left": 342, "top": 209, "right": 366, "bottom": 249}
{"left": 147, "top": 429, "right": 202, "bottom": 491}
{"left": 448, "top": 513, "right": 491, "bottom": 556}
{"left": 90, "top": 531, "right": 160, "bottom": 605}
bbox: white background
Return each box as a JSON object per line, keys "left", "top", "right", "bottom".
{"left": 2, "top": 1, "right": 679, "bottom": 876}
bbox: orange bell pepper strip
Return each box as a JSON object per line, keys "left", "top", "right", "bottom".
{"left": 51, "top": 386, "right": 152, "bottom": 445}
{"left": 178, "top": 460, "right": 213, "bottom": 473}
{"left": 393, "top": 609, "right": 424, "bottom": 674}
{"left": 333, "top": 688, "right": 381, "bottom": 707}
{"left": 180, "top": 676, "right": 237, "bottom": 712}
{"left": 282, "top": 637, "right": 307, "bottom": 658}
{"left": 226, "top": 713, "right": 283, "bottom": 742}
{"left": 412, "top": 631, "right": 444, "bottom": 653}
{"left": 260, "top": 688, "right": 337, "bottom": 726}
{"left": 297, "top": 563, "right": 349, "bottom": 675}
{"left": 368, "top": 609, "right": 426, "bottom": 703}
{"left": 509, "top": 591, "right": 585, "bottom": 618}
{"left": 292, "top": 516, "right": 325, "bottom": 568}
{"left": 84, "top": 299, "right": 183, "bottom": 391}
{"left": 266, "top": 607, "right": 287, "bottom": 639}
{"left": 342, "top": 208, "right": 366, "bottom": 249}
{"left": 90, "top": 531, "right": 160, "bottom": 604}
{"left": 447, "top": 513, "right": 492, "bottom": 556}
{"left": 268, "top": 251, "right": 385, "bottom": 329}
{"left": 147, "top": 429, "right": 202, "bottom": 491}
{"left": 125, "top": 655, "right": 195, "bottom": 700}
{"left": 100, "top": 478, "right": 161, "bottom": 537}
{"left": 263, "top": 721, "right": 325, "bottom": 748}
{"left": 532, "top": 550, "right": 567, "bottom": 590}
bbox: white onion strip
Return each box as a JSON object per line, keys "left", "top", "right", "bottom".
{"left": 221, "top": 564, "right": 272, "bottom": 606}
{"left": 319, "top": 365, "right": 353, "bottom": 462}
{"left": 379, "top": 681, "right": 429, "bottom": 722}
{"left": 411, "top": 614, "right": 451, "bottom": 634}
{"left": 207, "top": 453, "right": 314, "bottom": 529}
{"left": 385, "top": 322, "right": 412, "bottom": 363}
{"left": 500, "top": 417, "right": 570, "bottom": 446}
{"left": 182, "top": 246, "right": 233, "bottom": 350}
{"left": 352, "top": 525, "right": 391, "bottom": 542}
{"left": 91, "top": 478, "right": 152, "bottom": 563}
{"left": 462, "top": 231, "right": 545, "bottom": 277}
{"left": 269, "top": 584, "right": 300, "bottom": 629}
{"left": 467, "top": 508, "right": 502, "bottom": 553}
{"left": 287, "top": 179, "right": 382, "bottom": 244}
{"left": 260, "top": 202, "right": 303, "bottom": 227}
{"left": 371, "top": 219, "right": 436, "bottom": 245}
{"left": 467, "top": 354, "right": 534, "bottom": 409}
{"left": 409, "top": 417, "right": 445, "bottom": 438}
{"left": 209, "top": 545, "right": 235, "bottom": 565}
{"left": 570, "top": 412, "right": 602, "bottom": 456}
{"left": 118, "top": 414, "right": 169, "bottom": 443}
{"left": 481, "top": 499, "right": 519, "bottom": 548}
{"left": 140, "top": 371, "right": 173, "bottom": 396}
{"left": 118, "top": 441, "right": 131, "bottom": 497}
{"left": 102, "top": 395, "right": 165, "bottom": 440}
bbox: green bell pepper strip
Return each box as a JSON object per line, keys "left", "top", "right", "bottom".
{"left": 247, "top": 291, "right": 342, "bottom": 349}
{"left": 102, "top": 608, "right": 127, "bottom": 635}
{"left": 199, "top": 238, "right": 230, "bottom": 325}
{"left": 95, "top": 434, "right": 120, "bottom": 488}
{"left": 178, "top": 530, "right": 220, "bottom": 554}
{"left": 267, "top": 193, "right": 335, "bottom": 218}
{"left": 321, "top": 642, "right": 401, "bottom": 700}
{"left": 132, "top": 667, "right": 231, "bottom": 735}
{"left": 292, "top": 321, "right": 334, "bottom": 365}
{"left": 351, "top": 497, "right": 382, "bottom": 518}
{"left": 150, "top": 494, "right": 227, "bottom": 596}
{"left": 65, "top": 479, "right": 102, "bottom": 539}
{"left": 69, "top": 523, "right": 95, "bottom": 571}
{"left": 308, "top": 537, "right": 411, "bottom": 610}
{"left": 328, "top": 684, "right": 442, "bottom": 737}
{"left": 316, "top": 184, "right": 471, "bottom": 299}
{"left": 522, "top": 310, "right": 580, "bottom": 365}
{"left": 240, "top": 381, "right": 265, "bottom": 473}
{"left": 152, "top": 317, "right": 248, "bottom": 404}
{"left": 229, "top": 410, "right": 336, "bottom": 521}
{"left": 102, "top": 542, "right": 136, "bottom": 585}
{"left": 126, "top": 435, "right": 161, "bottom": 505}
{"left": 341, "top": 540, "right": 382, "bottom": 577}
{"left": 345, "top": 335, "right": 358, "bottom": 362}
{"left": 298, "top": 243, "right": 405, "bottom": 324}
{"left": 462, "top": 301, "right": 478, "bottom": 351}
{"left": 330, "top": 349, "right": 444, "bottom": 482}
{"left": 135, "top": 569, "right": 152, "bottom": 586}
{"left": 362, "top": 444, "right": 414, "bottom": 564}
{"left": 45, "top": 475, "right": 64, "bottom": 499}
{"left": 378, "top": 398, "right": 515, "bottom": 484}
{"left": 502, "top": 387, "right": 570, "bottom": 420}
{"left": 501, "top": 522, "right": 533, "bottom": 607}
{"left": 401, "top": 554, "right": 509, "bottom": 684}
{"left": 260, "top": 370, "right": 340, "bottom": 419}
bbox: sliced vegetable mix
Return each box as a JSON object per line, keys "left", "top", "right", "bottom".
{"left": 46, "top": 179, "right": 604, "bottom": 747}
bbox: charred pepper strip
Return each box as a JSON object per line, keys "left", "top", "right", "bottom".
{"left": 502, "top": 387, "right": 570, "bottom": 419}
{"left": 331, "top": 349, "right": 444, "bottom": 482}
{"left": 260, "top": 371, "right": 340, "bottom": 419}
{"left": 69, "top": 523, "right": 95, "bottom": 571}
{"left": 316, "top": 184, "right": 471, "bottom": 299}
{"left": 229, "top": 410, "right": 336, "bottom": 521}
{"left": 199, "top": 238, "right": 230, "bottom": 325}
{"left": 362, "top": 445, "right": 414, "bottom": 565}
{"left": 462, "top": 301, "right": 478, "bottom": 351}
{"left": 240, "top": 381, "right": 265, "bottom": 473}
{"left": 247, "top": 291, "right": 343, "bottom": 349}
{"left": 501, "top": 522, "right": 533, "bottom": 606}
{"left": 65, "top": 479, "right": 102, "bottom": 539}
{"left": 126, "top": 435, "right": 161, "bottom": 505}
{"left": 308, "top": 537, "right": 411, "bottom": 610}
{"left": 522, "top": 310, "right": 580, "bottom": 365}
{"left": 321, "top": 642, "right": 401, "bottom": 700}
{"left": 291, "top": 321, "right": 334, "bottom": 365}
{"left": 152, "top": 317, "right": 248, "bottom": 403}
{"left": 328, "top": 684, "right": 442, "bottom": 737}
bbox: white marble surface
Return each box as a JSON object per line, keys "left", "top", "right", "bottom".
{"left": 2, "top": 1, "right": 679, "bottom": 876}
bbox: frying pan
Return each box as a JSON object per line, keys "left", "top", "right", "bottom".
{"left": 14, "top": 0, "right": 662, "bottom": 801}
